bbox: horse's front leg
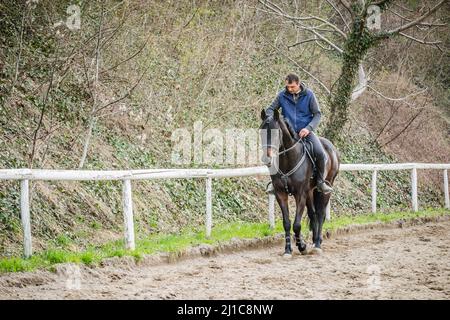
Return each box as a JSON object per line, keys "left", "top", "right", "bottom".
{"left": 293, "top": 194, "right": 307, "bottom": 254}
{"left": 275, "top": 191, "right": 292, "bottom": 256}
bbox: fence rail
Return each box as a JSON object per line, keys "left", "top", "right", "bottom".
{"left": 0, "top": 163, "right": 449, "bottom": 258}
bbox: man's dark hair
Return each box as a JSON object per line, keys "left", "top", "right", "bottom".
{"left": 285, "top": 73, "right": 299, "bottom": 84}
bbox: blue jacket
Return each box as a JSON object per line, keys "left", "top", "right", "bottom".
{"left": 265, "top": 82, "right": 322, "bottom": 133}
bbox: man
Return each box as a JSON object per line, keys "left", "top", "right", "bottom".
{"left": 265, "top": 73, "right": 333, "bottom": 194}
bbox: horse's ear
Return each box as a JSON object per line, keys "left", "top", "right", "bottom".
{"left": 260, "top": 109, "right": 266, "bottom": 121}
{"left": 274, "top": 109, "right": 280, "bottom": 121}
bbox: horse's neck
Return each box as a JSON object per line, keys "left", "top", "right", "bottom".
{"left": 278, "top": 120, "right": 303, "bottom": 167}
{"left": 278, "top": 120, "right": 296, "bottom": 150}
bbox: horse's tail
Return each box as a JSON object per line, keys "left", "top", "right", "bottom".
{"left": 319, "top": 136, "right": 341, "bottom": 184}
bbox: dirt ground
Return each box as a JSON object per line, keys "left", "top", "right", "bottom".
{"left": 1, "top": 219, "right": 449, "bottom": 300}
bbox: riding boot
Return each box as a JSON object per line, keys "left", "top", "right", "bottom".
{"left": 315, "top": 156, "right": 333, "bottom": 194}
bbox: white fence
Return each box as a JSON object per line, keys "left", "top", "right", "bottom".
{"left": 0, "top": 163, "right": 449, "bottom": 258}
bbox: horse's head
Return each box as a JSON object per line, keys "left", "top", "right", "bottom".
{"left": 259, "top": 109, "right": 282, "bottom": 167}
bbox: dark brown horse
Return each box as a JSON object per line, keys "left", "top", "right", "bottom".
{"left": 260, "top": 108, "right": 340, "bottom": 256}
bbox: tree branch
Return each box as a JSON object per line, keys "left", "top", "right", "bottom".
{"left": 381, "top": 108, "right": 424, "bottom": 147}
{"left": 387, "top": 8, "right": 446, "bottom": 28}
{"left": 325, "top": 0, "right": 350, "bottom": 31}
{"left": 398, "top": 31, "right": 443, "bottom": 49}
{"left": 95, "top": 66, "right": 149, "bottom": 114}
{"left": 338, "top": 0, "right": 353, "bottom": 16}
{"left": 288, "top": 37, "right": 322, "bottom": 49}
{"left": 367, "top": 85, "right": 428, "bottom": 101}
{"left": 258, "top": 32, "right": 331, "bottom": 95}
{"left": 100, "top": 34, "right": 150, "bottom": 75}
{"left": 258, "top": 0, "right": 347, "bottom": 39}
{"left": 376, "top": 0, "right": 447, "bottom": 38}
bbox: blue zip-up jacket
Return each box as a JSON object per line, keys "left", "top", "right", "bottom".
{"left": 265, "top": 82, "right": 322, "bottom": 133}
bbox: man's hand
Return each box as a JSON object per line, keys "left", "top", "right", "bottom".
{"left": 299, "top": 128, "right": 310, "bottom": 138}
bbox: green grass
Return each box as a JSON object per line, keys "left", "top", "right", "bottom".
{"left": 0, "top": 208, "right": 448, "bottom": 274}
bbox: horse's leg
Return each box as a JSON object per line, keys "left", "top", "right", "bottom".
{"left": 313, "top": 190, "right": 331, "bottom": 248}
{"left": 293, "top": 194, "right": 307, "bottom": 253}
{"left": 275, "top": 191, "right": 292, "bottom": 256}
{"left": 306, "top": 193, "right": 316, "bottom": 246}
{"left": 318, "top": 194, "right": 331, "bottom": 246}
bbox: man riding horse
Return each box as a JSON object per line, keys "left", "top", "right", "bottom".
{"left": 265, "top": 73, "right": 333, "bottom": 194}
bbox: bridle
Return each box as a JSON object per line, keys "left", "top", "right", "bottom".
{"left": 261, "top": 117, "right": 316, "bottom": 195}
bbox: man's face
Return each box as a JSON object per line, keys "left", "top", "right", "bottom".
{"left": 285, "top": 80, "right": 300, "bottom": 94}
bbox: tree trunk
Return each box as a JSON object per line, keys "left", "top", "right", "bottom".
{"left": 324, "top": 10, "right": 375, "bottom": 144}
{"left": 325, "top": 53, "right": 360, "bottom": 144}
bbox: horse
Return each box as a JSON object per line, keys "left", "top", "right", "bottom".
{"left": 259, "top": 108, "right": 340, "bottom": 256}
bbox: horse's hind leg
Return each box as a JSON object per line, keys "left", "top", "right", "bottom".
{"left": 306, "top": 199, "right": 318, "bottom": 247}
{"left": 275, "top": 191, "right": 292, "bottom": 256}
{"left": 313, "top": 190, "right": 331, "bottom": 248}
{"left": 293, "top": 195, "right": 307, "bottom": 253}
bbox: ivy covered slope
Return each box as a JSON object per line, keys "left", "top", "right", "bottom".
{"left": 1, "top": 0, "right": 449, "bottom": 257}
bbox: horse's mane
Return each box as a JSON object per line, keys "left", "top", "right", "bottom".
{"left": 279, "top": 116, "right": 299, "bottom": 141}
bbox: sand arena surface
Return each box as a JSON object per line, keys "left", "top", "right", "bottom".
{"left": 1, "top": 219, "right": 449, "bottom": 299}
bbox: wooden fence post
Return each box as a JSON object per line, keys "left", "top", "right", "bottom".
{"left": 371, "top": 170, "right": 377, "bottom": 213}
{"left": 268, "top": 193, "right": 275, "bottom": 229}
{"left": 122, "top": 179, "right": 135, "bottom": 250}
{"left": 325, "top": 199, "right": 331, "bottom": 221}
{"left": 20, "top": 180, "right": 32, "bottom": 258}
{"left": 411, "top": 167, "right": 418, "bottom": 212}
{"left": 206, "top": 177, "right": 212, "bottom": 238}
{"left": 444, "top": 169, "right": 449, "bottom": 209}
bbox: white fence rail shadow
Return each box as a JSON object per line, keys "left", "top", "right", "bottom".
{"left": 0, "top": 163, "right": 449, "bottom": 258}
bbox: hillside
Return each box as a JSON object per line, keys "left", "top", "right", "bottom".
{"left": 0, "top": 0, "right": 449, "bottom": 257}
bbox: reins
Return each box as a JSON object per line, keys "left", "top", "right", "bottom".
{"left": 265, "top": 128, "right": 317, "bottom": 195}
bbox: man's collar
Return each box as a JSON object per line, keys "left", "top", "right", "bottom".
{"left": 298, "top": 82, "right": 306, "bottom": 93}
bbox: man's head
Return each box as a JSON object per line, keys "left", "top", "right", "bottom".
{"left": 285, "top": 73, "right": 301, "bottom": 94}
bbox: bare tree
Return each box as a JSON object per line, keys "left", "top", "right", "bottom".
{"left": 78, "top": 0, "right": 105, "bottom": 169}
{"left": 258, "top": 0, "right": 448, "bottom": 143}
{"left": 78, "top": 1, "right": 149, "bottom": 168}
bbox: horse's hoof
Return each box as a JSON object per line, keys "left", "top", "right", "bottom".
{"left": 311, "top": 247, "right": 323, "bottom": 255}
{"left": 283, "top": 252, "right": 293, "bottom": 258}
{"left": 298, "top": 244, "right": 308, "bottom": 255}
{"left": 300, "top": 247, "right": 309, "bottom": 255}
